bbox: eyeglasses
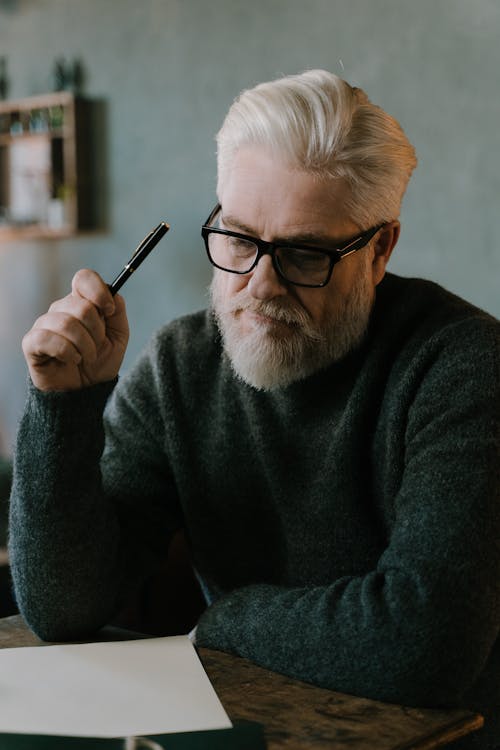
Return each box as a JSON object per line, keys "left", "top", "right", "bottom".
{"left": 201, "top": 204, "right": 384, "bottom": 288}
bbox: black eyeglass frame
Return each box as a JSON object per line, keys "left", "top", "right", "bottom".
{"left": 201, "top": 204, "right": 385, "bottom": 288}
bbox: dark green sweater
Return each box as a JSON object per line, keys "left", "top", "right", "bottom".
{"left": 9, "top": 274, "right": 500, "bottom": 749}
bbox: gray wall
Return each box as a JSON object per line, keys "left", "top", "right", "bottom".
{"left": 0, "top": 0, "right": 498, "bottom": 450}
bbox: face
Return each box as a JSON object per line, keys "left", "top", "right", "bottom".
{"left": 211, "top": 147, "right": 394, "bottom": 390}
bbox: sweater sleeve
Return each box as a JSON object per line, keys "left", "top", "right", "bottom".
{"left": 196, "top": 316, "right": 500, "bottom": 709}
{"left": 9, "top": 347, "right": 181, "bottom": 641}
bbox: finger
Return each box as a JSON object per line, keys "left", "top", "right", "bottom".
{"left": 48, "top": 294, "right": 107, "bottom": 350}
{"left": 31, "top": 311, "right": 100, "bottom": 364}
{"left": 71, "top": 269, "right": 115, "bottom": 317}
{"left": 22, "top": 327, "right": 82, "bottom": 367}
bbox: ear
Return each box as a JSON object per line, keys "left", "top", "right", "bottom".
{"left": 371, "top": 220, "right": 400, "bottom": 286}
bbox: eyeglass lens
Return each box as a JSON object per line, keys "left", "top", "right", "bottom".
{"left": 206, "top": 232, "right": 331, "bottom": 285}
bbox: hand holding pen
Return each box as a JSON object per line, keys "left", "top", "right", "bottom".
{"left": 22, "top": 222, "right": 169, "bottom": 393}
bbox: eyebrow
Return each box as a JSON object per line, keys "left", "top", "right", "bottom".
{"left": 220, "top": 212, "right": 358, "bottom": 248}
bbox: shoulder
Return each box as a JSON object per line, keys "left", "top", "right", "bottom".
{"left": 377, "top": 273, "right": 497, "bottom": 323}
{"left": 150, "top": 309, "right": 220, "bottom": 360}
{"left": 370, "top": 275, "right": 499, "bottom": 422}
{"left": 147, "top": 309, "right": 223, "bottom": 386}
{"left": 372, "top": 275, "right": 499, "bottom": 439}
{"left": 373, "top": 274, "right": 499, "bottom": 361}
{"left": 112, "top": 309, "right": 223, "bottom": 410}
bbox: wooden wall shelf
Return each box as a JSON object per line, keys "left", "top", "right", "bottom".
{"left": 0, "top": 91, "right": 98, "bottom": 241}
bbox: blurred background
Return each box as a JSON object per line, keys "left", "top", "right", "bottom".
{"left": 0, "top": 0, "right": 499, "bottom": 457}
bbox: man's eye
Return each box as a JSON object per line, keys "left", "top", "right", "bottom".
{"left": 226, "top": 237, "right": 256, "bottom": 257}
{"left": 282, "top": 248, "right": 330, "bottom": 270}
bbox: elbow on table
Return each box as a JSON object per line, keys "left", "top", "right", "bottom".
{"left": 15, "top": 590, "right": 108, "bottom": 643}
{"left": 353, "top": 636, "right": 489, "bottom": 709}
{"left": 20, "top": 608, "right": 103, "bottom": 643}
{"left": 372, "top": 664, "right": 472, "bottom": 709}
{"left": 311, "top": 621, "right": 491, "bottom": 710}
{"left": 10, "top": 554, "right": 121, "bottom": 642}
{"left": 314, "top": 662, "right": 477, "bottom": 711}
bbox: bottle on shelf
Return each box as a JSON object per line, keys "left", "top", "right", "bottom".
{"left": 48, "top": 104, "right": 65, "bottom": 130}
{"left": 52, "top": 58, "right": 69, "bottom": 92}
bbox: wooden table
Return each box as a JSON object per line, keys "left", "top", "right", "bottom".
{"left": 0, "top": 615, "right": 483, "bottom": 750}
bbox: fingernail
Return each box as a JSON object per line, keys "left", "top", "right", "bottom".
{"left": 103, "top": 303, "right": 115, "bottom": 317}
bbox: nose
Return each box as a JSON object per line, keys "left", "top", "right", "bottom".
{"left": 246, "top": 255, "right": 288, "bottom": 301}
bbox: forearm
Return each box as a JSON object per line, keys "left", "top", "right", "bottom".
{"left": 197, "top": 439, "right": 500, "bottom": 708}
{"left": 196, "top": 556, "right": 498, "bottom": 709}
{"left": 9, "top": 380, "right": 128, "bottom": 639}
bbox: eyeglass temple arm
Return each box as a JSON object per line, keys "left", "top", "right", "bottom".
{"left": 337, "top": 224, "right": 385, "bottom": 258}
{"left": 203, "top": 203, "right": 222, "bottom": 226}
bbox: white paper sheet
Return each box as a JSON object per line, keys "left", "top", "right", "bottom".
{"left": 0, "top": 636, "right": 232, "bottom": 737}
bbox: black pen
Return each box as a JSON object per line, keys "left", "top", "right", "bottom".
{"left": 108, "top": 222, "right": 170, "bottom": 296}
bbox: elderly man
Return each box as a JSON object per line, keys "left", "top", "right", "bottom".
{"left": 10, "top": 71, "right": 499, "bottom": 749}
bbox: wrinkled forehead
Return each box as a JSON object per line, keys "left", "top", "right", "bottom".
{"left": 216, "top": 146, "right": 358, "bottom": 238}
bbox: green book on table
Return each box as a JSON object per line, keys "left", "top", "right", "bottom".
{"left": 0, "top": 721, "right": 266, "bottom": 750}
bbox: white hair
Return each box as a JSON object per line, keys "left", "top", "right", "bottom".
{"left": 216, "top": 69, "right": 417, "bottom": 227}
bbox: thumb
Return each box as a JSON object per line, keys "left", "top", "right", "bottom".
{"left": 104, "top": 293, "right": 130, "bottom": 344}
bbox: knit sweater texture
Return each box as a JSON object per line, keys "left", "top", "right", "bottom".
{"left": 9, "top": 273, "right": 500, "bottom": 749}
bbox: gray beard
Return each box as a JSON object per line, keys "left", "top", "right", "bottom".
{"left": 210, "top": 266, "right": 374, "bottom": 391}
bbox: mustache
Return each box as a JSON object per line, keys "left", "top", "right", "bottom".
{"left": 210, "top": 281, "right": 325, "bottom": 343}
{"left": 216, "top": 291, "right": 311, "bottom": 327}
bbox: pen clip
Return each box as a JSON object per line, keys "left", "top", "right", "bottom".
{"left": 131, "top": 231, "right": 154, "bottom": 259}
